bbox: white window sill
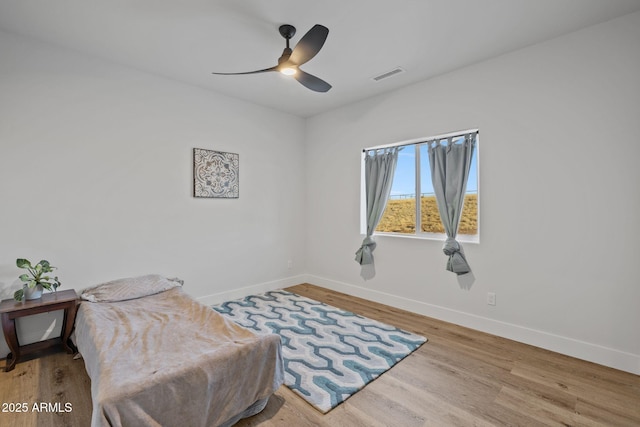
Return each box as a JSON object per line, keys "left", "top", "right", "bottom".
{"left": 372, "top": 231, "right": 480, "bottom": 244}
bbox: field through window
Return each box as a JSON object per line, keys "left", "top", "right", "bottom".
{"left": 376, "top": 193, "right": 477, "bottom": 234}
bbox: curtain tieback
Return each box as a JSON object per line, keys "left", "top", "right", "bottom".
{"left": 442, "top": 237, "right": 471, "bottom": 275}
{"left": 362, "top": 236, "right": 376, "bottom": 248}
{"left": 355, "top": 236, "right": 377, "bottom": 265}
{"left": 442, "top": 237, "right": 461, "bottom": 256}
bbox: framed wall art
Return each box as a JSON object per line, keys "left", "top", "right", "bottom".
{"left": 193, "top": 148, "right": 239, "bottom": 198}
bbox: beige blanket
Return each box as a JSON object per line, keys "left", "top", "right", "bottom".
{"left": 75, "top": 287, "right": 284, "bottom": 427}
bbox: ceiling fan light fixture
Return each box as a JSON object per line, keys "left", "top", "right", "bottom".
{"left": 280, "top": 66, "right": 297, "bottom": 76}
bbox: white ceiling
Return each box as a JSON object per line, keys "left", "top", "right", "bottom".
{"left": 2, "top": 0, "right": 639, "bottom": 117}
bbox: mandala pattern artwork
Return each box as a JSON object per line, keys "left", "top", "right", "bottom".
{"left": 213, "top": 291, "right": 427, "bottom": 413}
{"left": 193, "top": 148, "right": 239, "bottom": 198}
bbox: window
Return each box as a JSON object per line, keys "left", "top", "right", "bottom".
{"left": 362, "top": 131, "right": 479, "bottom": 242}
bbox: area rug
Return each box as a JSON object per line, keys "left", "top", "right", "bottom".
{"left": 213, "top": 290, "right": 427, "bottom": 413}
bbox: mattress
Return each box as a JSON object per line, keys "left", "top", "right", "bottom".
{"left": 74, "top": 277, "right": 283, "bottom": 427}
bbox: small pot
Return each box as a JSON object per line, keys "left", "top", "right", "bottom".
{"left": 24, "top": 284, "right": 43, "bottom": 300}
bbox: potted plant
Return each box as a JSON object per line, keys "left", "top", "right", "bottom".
{"left": 13, "top": 258, "right": 62, "bottom": 301}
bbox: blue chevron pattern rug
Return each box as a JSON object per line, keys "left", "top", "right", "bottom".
{"left": 213, "top": 290, "right": 427, "bottom": 413}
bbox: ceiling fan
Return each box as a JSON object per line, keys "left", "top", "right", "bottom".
{"left": 212, "top": 24, "right": 331, "bottom": 93}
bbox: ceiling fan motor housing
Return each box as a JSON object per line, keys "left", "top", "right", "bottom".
{"left": 279, "top": 24, "right": 296, "bottom": 40}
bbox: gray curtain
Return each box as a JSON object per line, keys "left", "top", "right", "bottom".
{"left": 428, "top": 133, "right": 476, "bottom": 274}
{"left": 355, "top": 147, "right": 399, "bottom": 265}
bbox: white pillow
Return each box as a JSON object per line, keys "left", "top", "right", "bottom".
{"left": 80, "top": 274, "right": 183, "bottom": 302}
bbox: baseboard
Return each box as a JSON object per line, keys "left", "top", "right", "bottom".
{"left": 304, "top": 274, "right": 640, "bottom": 376}
{"left": 196, "top": 274, "right": 308, "bottom": 306}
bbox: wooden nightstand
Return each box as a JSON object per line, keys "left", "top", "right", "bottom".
{"left": 0, "top": 289, "right": 78, "bottom": 372}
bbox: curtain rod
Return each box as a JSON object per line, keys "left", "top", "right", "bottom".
{"left": 362, "top": 129, "right": 478, "bottom": 152}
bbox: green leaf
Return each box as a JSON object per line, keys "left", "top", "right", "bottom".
{"left": 16, "top": 258, "right": 32, "bottom": 269}
{"left": 27, "top": 280, "right": 36, "bottom": 288}
{"left": 39, "top": 260, "right": 54, "bottom": 272}
{"left": 19, "top": 274, "right": 30, "bottom": 282}
{"left": 14, "top": 289, "right": 24, "bottom": 301}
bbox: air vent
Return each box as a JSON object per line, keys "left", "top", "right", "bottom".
{"left": 371, "top": 67, "right": 406, "bottom": 82}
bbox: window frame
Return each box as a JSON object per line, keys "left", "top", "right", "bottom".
{"left": 360, "top": 129, "right": 480, "bottom": 244}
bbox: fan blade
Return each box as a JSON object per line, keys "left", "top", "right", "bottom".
{"left": 212, "top": 66, "right": 277, "bottom": 75}
{"left": 289, "top": 25, "right": 328, "bottom": 66}
{"left": 293, "top": 70, "right": 331, "bottom": 92}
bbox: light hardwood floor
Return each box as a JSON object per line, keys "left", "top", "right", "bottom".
{"left": 1, "top": 283, "right": 638, "bottom": 426}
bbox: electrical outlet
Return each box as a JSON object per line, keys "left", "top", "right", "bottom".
{"left": 287, "top": 260, "right": 293, "bottom": 269}
{"left": 486, "top": 292, "right": 496, "bottom": 306}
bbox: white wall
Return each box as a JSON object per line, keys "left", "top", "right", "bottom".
{"left": 304, "top": 12, "right": 640, "bottom": 374}
{"left": 0, "top": 31, "right": 307, "bottom": 354}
